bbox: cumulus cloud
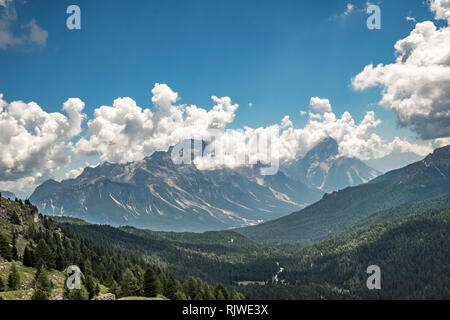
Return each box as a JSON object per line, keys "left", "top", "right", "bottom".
{"left": 74, "top": 85, "right": 431, "bottom": 170}
{"left": 0, "top": 84, "right": 437, "bottom": 194}
{"left": 352, "top": 1, "right": 450, "bottom": 141}
{"left": 74, "top": 84, "right": 239, "bottom": 164}
{"left": 0, "top": 93, "right": 85, "bottom": 189}
{"left": 0, "top": 1, "right": 48, "bottom": 50}
{"left": 430, "top": 0, "right": 450, "bottom": 23}
{"left": 309, "top": 97, "right": 332, "bottom": 113}
{"left": 0, "top": 175, "right": 39, "bottom": 195}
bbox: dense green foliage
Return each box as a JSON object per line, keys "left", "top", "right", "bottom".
{"left": 7, "top": 264, "right": 20, "bottom": 290}
{"left": 143, "top": 267, "right": 162, "bottom": 297}
{"left": 0, "top": 195, "right": 245, "bottom": 300}
{"left": 348, "top": 193, "right": 450, "bottom": 231}
{"left": 57, "top": 220, "right": 294, "bottom": 284}
{"left": 241, "top": 206, "right": 450, "bottom": 299}
{"left": 32, "top": 267, "right": 53, "bottom": 300}
{"left": 58, "top": 194, "right": 450, "bottom": 300}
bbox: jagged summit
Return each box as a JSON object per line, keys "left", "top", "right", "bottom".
{"left": 282, "top": 138, "right": 380, "bottom": 192}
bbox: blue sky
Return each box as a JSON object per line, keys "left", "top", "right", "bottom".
{"left": 1, "top": 0, "right": 449, "bottom": 196}
{"left": 0, "top": 0, "right": 435, "bottom": 131}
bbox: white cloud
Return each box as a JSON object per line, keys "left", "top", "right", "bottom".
{"left": 248, "top": 102, "right": 253, "bottom": 108}
{"left": 0, "top": 175, "right": 38, "bottom": 195}
{"left": 0, "top": 84, "right": 437, "bottom": 194}
{"left": 0, "top": 93, "right": 85, "bottom": 189}
{"left": 280, "top": 115, "right": 293, "bottom": 129}
{"left": 0, "top": 1, "right": 48, "bottom": 50}
{"left": 75, "top": 85, "right": 431, "bottom": 168}
{"left": 276, "top": 108, "right": 431, "bottom": 161}
{"left": 405, "top": 16, "right": 416, "bottom": 23}
{"left": 27, "top": 18, "right": 48, "bottom": 47}
{"left": 432, "top": 137, "right": 450, "bottom": 148}
{"left": 65, "top": 167, "right": 84, "bottom": 179}
{"left": 309, "top": 97, "right": 332, "bottom": 113}
{"left": 344, "top": 3, "right": 356, "bottom": 15}
{"left": 430, "top": 0, "right": 450, "bottom": 23}
{"left": 74, "top": 84, "right": 239, "bottom": 164}
{"left": 352, "top": 1, "right": 450, "bottom": 140}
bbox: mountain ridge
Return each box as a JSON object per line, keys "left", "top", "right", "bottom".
{"left": 30, "top": 145, "right": 323, "bottom": 232}
{"left": 282, "top": 138, "right": 380, "bottom": 192}
{"left": 238, "top": 145, "right": 450, "bottom": 244}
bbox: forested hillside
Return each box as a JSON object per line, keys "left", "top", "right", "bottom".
{"left": 0, "top": 195, "right": 245, "bottom": 300}
{"left": 238, "top": 145, "right": 450, "bottom": 244}
{"left": 56, "top": 194, "right": 450, "bottom": 300}
{"left": 241, "top": 205, "right": 450, "bottom": 299}
{"left": 57, "top": 219, "right": 292, "bottom": 284}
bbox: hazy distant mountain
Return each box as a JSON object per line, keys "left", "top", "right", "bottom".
{"left": 364, "top": 151, "right": 425, "bottom": 173}
{"left": 30, "top": 144, "right": 322, "bottom": 232}
{"left": 282, "top": 138, "right": 380, "bottom": 192}
{"left": 238, "top": 145, "right": 450, "bottom": 244}
{"left": 0, "top": 190, "right": 16, "bottom": 199}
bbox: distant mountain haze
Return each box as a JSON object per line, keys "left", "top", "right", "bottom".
{"left": 0, "top": 190, "right": 16, "bottom": 200}
{"left": 238, "top": 145, "right": 450, "bottom": 244}
{"left": 282, "top": 138, "right": 380, "bottom": 192}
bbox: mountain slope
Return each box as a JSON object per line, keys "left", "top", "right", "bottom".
{"left": 57, "top": 194, "right": 450, "bottom": 300}
{"left": 241, "top": 205, "right": 450, "bottom": 299}
{"left": 30, "top": 146, "right": 322, "bottom": 232}
{"left": 238, "top": 145, "right": 450, "bottom": 244}
{"left": 282, "top": 138, "right": 380, "bottom": 192}
{"left": 348, "top": 192, "right": 450, "bottom": 231}
{"left": 0, "top": 195, "right": 245, "bottom": 300}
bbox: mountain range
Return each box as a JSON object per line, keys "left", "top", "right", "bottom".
{"left": 281, "top": 138, "right": 380, "bottom": 192}
{"left": 238, "top": 144, "right": 450, "bottom": 243}
{"left": 30, "top": 143, "right": 323, "bottom": 232}
{"left": 29, "top": 138, "right": 383, "bottom": 232}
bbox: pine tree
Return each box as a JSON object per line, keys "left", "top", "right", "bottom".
{"left": 120, "top": 268, "right": 140, "bottom": 297}
{"left": 0, "top": 234, "right": 12, "bottom": 261}
{"left": 55, "top": 252, "right": 65, "bottom": 271}
{"left": 214, "top": 283, "right": 229, "bottom": 300}
{"left": 230, "top": 289, "right": 246, "bottom": 300}
{"left": 109, "top": 279, "right": 120, "bottom": 298}
{"left": 143, "top": 267, "right": 162, "bottom": 297}
{"left": 7, "top": 264, "right": 20, "bottom": 290}
{"left": 202, "top": 283, "right": 215, "bottom": 300}
{"left": 65, "top": 286, "right": 89, "bottom": 300}
{"left": 34, "top": 239, "right": 53, "bottom": 269}
{"left": 11, "top": 230, "right": 18, "bottom": 261}
{"left": 164, "top": 277, "right": 180, "bottom": 300}
{"left": 85, "top": 275, "right": 100, "bottom": 299}
{"left": 23, "top": 245, "right": 33, "bottom": 267}
{"left": 32, "top": 267, "right": 52, "bottom": 300}
{"left": 174, "top": 290, "right": 188, "bottom": 300}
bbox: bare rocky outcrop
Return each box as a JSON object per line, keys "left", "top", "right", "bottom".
{"left": 97, "top": 293, "right": 116, "bottom": 300}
